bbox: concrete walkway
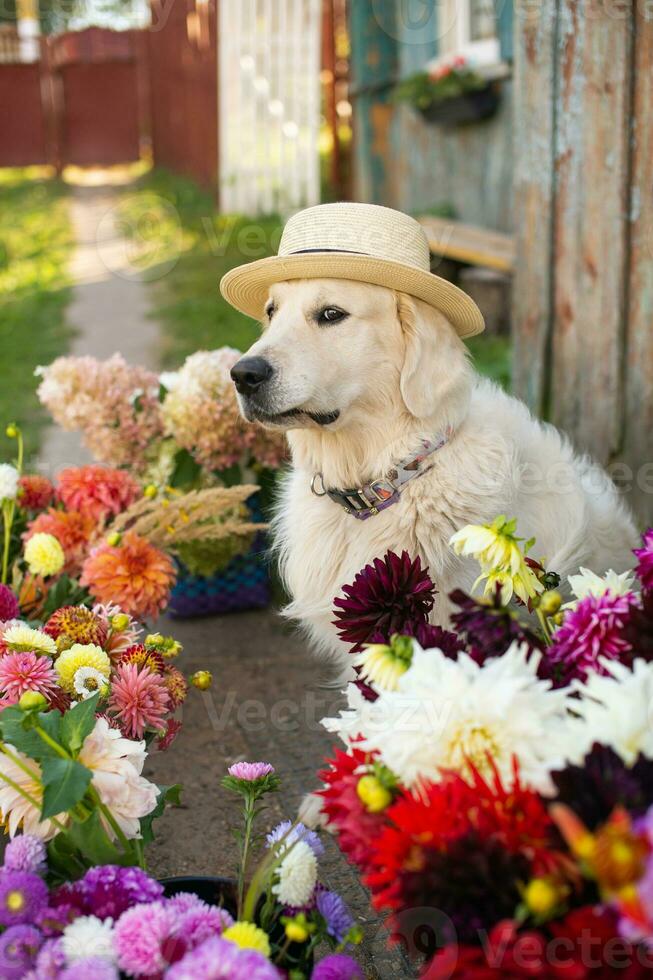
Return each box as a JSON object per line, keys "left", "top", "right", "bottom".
{"left": 38, "top": 180, "right": 159, "bottom": 474}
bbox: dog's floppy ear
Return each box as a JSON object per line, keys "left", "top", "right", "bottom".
{"left": 397, "top": 292, "right": 473, "bottom": 424}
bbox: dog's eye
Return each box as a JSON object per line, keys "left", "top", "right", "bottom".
{"left": 317, "top": 307, "right": 348, "bottom": 325}
{"left": 265, "top": 301, "right": 276, "bottom": 320}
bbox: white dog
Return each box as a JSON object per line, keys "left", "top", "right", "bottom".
{"left": 221, "top": 204, "right": 638, "bottom": 670}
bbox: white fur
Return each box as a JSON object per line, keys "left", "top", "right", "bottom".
{"left": 235, "top": 280, "right": 638, "bottom": 673}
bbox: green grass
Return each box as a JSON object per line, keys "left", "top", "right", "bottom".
{"left": 119, "top": 168, "right": 512, "bottom": 388}
{"left": 0, "top": 168, "right": 74, "bottom": 461}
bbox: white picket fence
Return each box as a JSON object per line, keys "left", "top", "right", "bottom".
{"left": 218, "top": 0, "right": 322, "bottom": 216}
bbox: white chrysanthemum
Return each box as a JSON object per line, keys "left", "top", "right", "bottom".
{"left": 272, "top": 840, "right": 318, "bottom": 908}
{"left": 62, "top": 915, "right": 116, "bottom": 964}
{"left": 565, "top": 567, "right": 636, "bottom": 608}
{"left": 73, "top": 666, "right": 110, "bottom": 699}
{"left": 0, "top": 464, "right": 19, "bottom": 502}
{"left": 3, "top": 624, "right": 56, "bottom": 656}
{"left": 323, "top": 642, "right": 571, "bottom": 793}
{"left": 563, "top": 658, "right": 653, "bottom": 769}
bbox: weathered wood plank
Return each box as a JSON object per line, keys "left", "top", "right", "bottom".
{"left": 417, "top": 215, "right": 515, "bottom": 271}
{"left": 621, "top": 7, "right": 653, "bottom": 522}
{"left": 549, "top": 0, "right": 632, "bottom": 464}
{"left": 511, "top": 0, "right": 558, "bottom": 413}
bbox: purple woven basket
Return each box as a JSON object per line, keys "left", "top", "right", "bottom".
{"left": 168, "top": 536, "right": 270, "bottom": 618}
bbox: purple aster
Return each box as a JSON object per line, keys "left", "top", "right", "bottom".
{"left": 333, "top": 550, "right": 436, "bottom": 651}
{"left": 59, "top": 959, "right": 119, "bottom": 980}
{"left": 634, "top": 528, "right": 653, "bottom": 590}
{"left": 80, "top": 864, "right": 163, "bottom": 919}
{"left": 0, "top": 584, "right": 20, "bottom": 623}
{"left": 266, "top": 820, "right": 325, "bottom": 858}
{"left": 547, "top": 590, "right": 637, "bottom": 685}
{"left": 0, "top": 924, "right": 42, "bottom": 978}
{"left": 0, "top": 870, "right": 48, "bottom": 926}
{"left": 312, "top": 953, "right": 364, "bottom": 980}
{"left": 35, "top": 903, "right": 79, "bottom": 936}
{"left": 166, "top": 936, "right": 281, "bottom": 979}
{"left": 34, "top": 937, "right": 66, "bottom": 978}
{"left": 3, "top": 835, "right": 47, "bottom": 875}
{"left": 227, "top": 762, "right": 275, "bottom": 781}
{"left": 174, "top": 897, "right": 234, "bottom": 948}
{"left": 315, "top": 889, "right": 354, "bottom": 943}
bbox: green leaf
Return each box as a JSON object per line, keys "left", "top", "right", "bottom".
{"left": 0, "top": 707, "right": 61, "bottom": 763}
{"left": 139, "top": 783, "right": 182, "bottom": 845}
{"left": 169, "top": 448, "right": 203, "bottom": 489}
{"left": 41, "top": 757, "right": 92, "bottom": 819}
{"left": 66, "top": 809, "right": 132, "bottom": 866}
{"left": 60, "top": 693, "right": 99, "bottom": 755}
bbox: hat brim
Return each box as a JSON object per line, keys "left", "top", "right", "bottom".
{"left": 219, "top": 253, "right": 485, "bottom": 339}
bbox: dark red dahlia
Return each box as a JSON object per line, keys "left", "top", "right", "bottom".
{"left": 333, "top": 551, "right": 436, "bottom": 651}
{"left": 119, "top": 643, "right": 166, "bottom": 674}
{"left": 634, "top": 529, "right": 653, "bottom": 591}
{"left": 318, "top": 747, "right": 390, "bottom": 872}
{"left": 550, "top": 743, "right": 653, "bottom": 831}
{"left": 450, "top": 585, "right": 543, "bottom": 665}
{"left": 622, "top": 588, "right": 653, "bottom": 661}
{"left": 0, "top": 583, "right": 20, "bottom": 623}
{"left": 412, "top": 621, "right": 466, "bottom": 658}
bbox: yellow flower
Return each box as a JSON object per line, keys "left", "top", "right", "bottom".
{"left": 190, "top": 670, "right": 212, "bottom": 690}
{"left": 450, "top": 516, "right": 544, "bottom": 604}
{"left": 284, "top": 918, "right": 309, "bottom": 943}
{"left": 24, "top": 533, "right": 65, "bottom": 577}
{"left": 357, "top": 774, "right": 393, "bottom": 813}
{"left": 2, "top": 625, "right": 56, "bottom": 657}
{"left": 55, "top": 643, "right": 111, "bottom": 693}
{"left": 223, "top": 922, "right": 271, "bottom": 958}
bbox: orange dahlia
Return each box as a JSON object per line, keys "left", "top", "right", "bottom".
{"left": 57, "top": 465, "right": 140, "bottom": 525}
{"left": 80, "top": 531, "right": 176, "bottom": 620}
{"left": 24, "top": 509, "right": 96, "bottom": 576}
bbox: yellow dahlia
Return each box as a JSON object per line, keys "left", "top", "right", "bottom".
{"left": 80, "top": 531, "right": 176, "bottom": 620}
{"left": 222, "top": 922, "right": 271, "bottom": 958}
{"left": 2, "top": 625, "right": 56, "bottom": 657}
{"left": 23, "top": 533, "right": 65, "bottom": 578}
{"left": 55, "top": 643, "right": 111, "bottom": 694}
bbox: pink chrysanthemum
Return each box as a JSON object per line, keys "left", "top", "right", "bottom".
{"left": 0, "top": 652, "right": 59, "bottom": 705}
{"left": 634, "top": 528, "right": 653, "bottom": 592}
{"left": 227, "top": 762, "right": 275, "bottom": 781}
{"left": 547, "top": 590, "right": 637, "bottom": 685}
{"left": 0, "top": 585, "right": 20, "bottom": 622}
{"left": 57, "top": 465, "right": 140, "bottom": 526}
{"left": 18, "top": 475, "right": 55, "bottom": 511}
{"left": 81, "top": 532, "right": 176, "bottom": 620}
{"left": 114, "top": 901, "right": 185, "bottom": 976}
{"left": 108, "top": 662, "right": 170, "bottom": 739}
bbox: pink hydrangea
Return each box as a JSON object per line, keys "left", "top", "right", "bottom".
{"left": 547, "top": 590, "right": 637, "bottom": 685}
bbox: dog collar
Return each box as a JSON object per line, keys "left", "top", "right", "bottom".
{"left": 310, "top": 429, "right": 453, "bottom": 520}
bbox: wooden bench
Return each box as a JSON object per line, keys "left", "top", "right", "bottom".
{"left": 416, "top": 215, "right": 515, "bottom": 274}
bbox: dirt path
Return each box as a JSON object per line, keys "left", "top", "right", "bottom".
{"left": 38, "top": 180, "right": 159, "bottom": 474}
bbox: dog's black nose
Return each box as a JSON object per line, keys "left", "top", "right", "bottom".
{"left": 230, "top": 357, "right": 274, "bottom": 396}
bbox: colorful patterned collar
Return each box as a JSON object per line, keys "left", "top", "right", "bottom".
{"left": 310, "top": 429, "right": 453, "bottom": 520}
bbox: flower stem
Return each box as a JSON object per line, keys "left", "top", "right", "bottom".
{"left": 87, "top": 784, "right": 133, "bottom": 856}
{"left": 1, "top": 500, "right": 13, "bottom": 585}
{"left": 536, "top": 608, "right": 553, "bottom": 646}
{"left": 33, "top": 725, "right": 70, "bottom": 760}
{"left": 237, "top": 794, "right": 256, "bottom": 919}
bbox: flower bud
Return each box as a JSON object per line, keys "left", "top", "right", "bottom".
{"left": 357, "top": 774, "right": 392, "bottom": 813}
{"left": 5, "top": 423, "right": 18, "bottom": 439}
{"left": 539, "top": 590, "right": 562, "bottom": 616}
{"left": 110, "top": 613, "right": 130, "bottom": 631}
{"left": 143, "top": 484, "right": 158, "bottom": 499}
{"left": 106, "top": 532, "right": 122, "bottom": 547}
{"left": 285, "top": 920, "right": 309, "bottom": 943}
{"left": 18, "top": 691, "right": 47, "bottom": 712}
{"left": 523, "top": 877, "right": 562, "bottom": 918}
{"left": 191, "top": 670, "right": 213, "bottom": 690}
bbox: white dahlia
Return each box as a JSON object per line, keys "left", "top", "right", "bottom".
{"left": 272, "top": 840, "right": 318, "bottom": 908}
{"left": 565, "top": 567, "right": 636, "bottom": 608}
{"left": 0, "top": 464, "right": 19, "bottom": 502}
{"left": 323, "top": 641, "right": 571, "bottom": 793}
{"left": 564, "top": 658, "right": 653, "bottom": 768}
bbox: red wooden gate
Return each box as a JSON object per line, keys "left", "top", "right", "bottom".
{"left": 0, "top": 27, "right": 147, "bottom": 170}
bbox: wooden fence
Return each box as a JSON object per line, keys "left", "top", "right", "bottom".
{"left": 512, "top": 0, "right": 653, "bottom": 522}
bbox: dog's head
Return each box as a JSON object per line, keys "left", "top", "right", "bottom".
{"left": 230, "top": 279, "right": 471, "bottom": 431}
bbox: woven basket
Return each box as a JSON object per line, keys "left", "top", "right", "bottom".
{"left": 168, "top": 495, "right": 271, "bottom": 618}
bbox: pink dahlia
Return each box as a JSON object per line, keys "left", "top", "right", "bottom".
{"left": 18, "top": 475, "right": 55, "bottom": 511}
{"left": 635, "top": 528, "right": 653, "bottom": 592}
{"left": 108, "top": 662, "right": 170, "bottom": 739}
{"left": 547, "top": 591, "right": 637, "bottom": 685}
{"left": 56, "top": 465, "right": 140, "bottom": 526}
{"left": 0, "top": 584, "right": 20, "bottom": 622}
{"left": 0, "top": 652, "right": 59, "bottom": 705}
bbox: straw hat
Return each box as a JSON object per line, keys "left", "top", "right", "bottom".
{"left": 219, "top": 202, "right": 485, "bottom": 339}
